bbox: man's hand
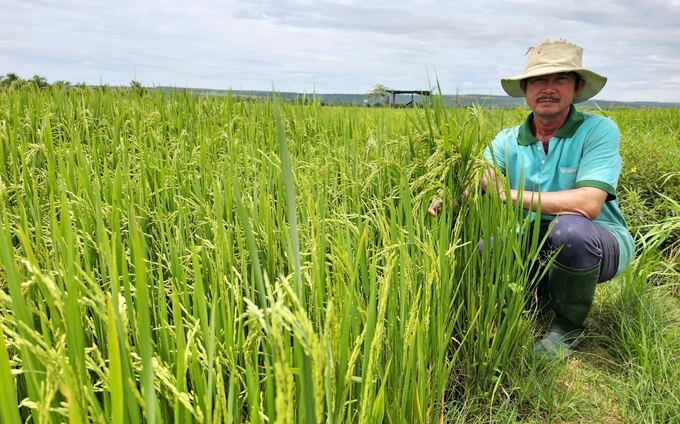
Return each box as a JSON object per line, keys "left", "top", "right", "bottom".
{"left": 428, "top": 186, "right": 472, "bottom": 217}
{"left": 481, "top": 168, "right": 506, "bottom": 201}
{"left": 428, "top": 198, "right": 443, "bottom": 216}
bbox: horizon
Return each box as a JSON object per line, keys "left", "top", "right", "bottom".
{"left": 4, "top": 72, "right": 679, "bottom": 106}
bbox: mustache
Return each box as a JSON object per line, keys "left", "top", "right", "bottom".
{"left": 536, "top": 94, "right": 560, "bottom": 102}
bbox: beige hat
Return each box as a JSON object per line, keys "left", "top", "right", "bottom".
{"left": 501, "top": 39, "right": 607, "bottom": 103}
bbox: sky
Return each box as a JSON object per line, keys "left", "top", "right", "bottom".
{"left": 2, "top": 0, "right": 680, "bottom": 103}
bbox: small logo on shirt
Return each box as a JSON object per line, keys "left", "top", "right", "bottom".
{"left": 559, "top": 167, "right": 579, "bottom": 174}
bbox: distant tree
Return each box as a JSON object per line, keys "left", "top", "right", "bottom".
{"left": 74, "top": 82, "right": 89, "bottom": 93}
{"left": 366, "top": 84, "right": 391, "bottom": 106}
{"left": 30, "top": 75, "right": 49, "bottom": 89}
{"left": 53, "top": 80, "right": 70, "bottom": 88}
{"left": 2, "top": 72, "right": 24, "bottom": 88}
{"left": 130, "top": 80, "right": 146, "bottom": 95}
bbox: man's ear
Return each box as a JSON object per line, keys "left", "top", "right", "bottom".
{"left": 520, "top": 80, "right": 527, "bottom": 94}
{"left": 574, "top": 79, "right": 586, "bottom": 95}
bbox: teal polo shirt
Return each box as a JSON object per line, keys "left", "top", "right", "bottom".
{"left": 483, "top": 105, "right": 635, "bottom": 275}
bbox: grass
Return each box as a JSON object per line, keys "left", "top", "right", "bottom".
{"left": 0, "top": 84, "right": 678, "bottom": 423}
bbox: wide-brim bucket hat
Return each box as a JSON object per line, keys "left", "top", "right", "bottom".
{"left": 501, "top": 39, "right": 607, "bottom": 103}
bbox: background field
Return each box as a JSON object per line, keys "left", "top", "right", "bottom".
{"left": 0, "top": 86, "right": 678, "bottom": 423}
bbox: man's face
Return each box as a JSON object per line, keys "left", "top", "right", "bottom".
{"left": 521, "top": 72, "right": 585, "bottom": 118}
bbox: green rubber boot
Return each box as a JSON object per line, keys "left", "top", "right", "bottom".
{"left": 534, "top": 262, "right": 600, "bottom": 357}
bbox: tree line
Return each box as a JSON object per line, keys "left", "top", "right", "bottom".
{"left": 0, "top": 73, "right": 148, "bottom": 93}
{"left": 0, "top": 73, "right": 73, "bottom": 89}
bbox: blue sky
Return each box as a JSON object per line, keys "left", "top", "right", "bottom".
{"left": 2, "top": 0, "right": 680, "bottom": 102}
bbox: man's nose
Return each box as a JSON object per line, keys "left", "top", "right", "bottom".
{"left": 542, "top": 80, "right": 558, "bottom": 92}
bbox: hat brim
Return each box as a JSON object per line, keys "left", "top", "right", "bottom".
{"left": 501, "top": 67, "right": 607, "bottom": 103}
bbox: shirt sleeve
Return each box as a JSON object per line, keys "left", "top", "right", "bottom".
{"left": 575, "top": 116, "right": 622, "bottom": 200}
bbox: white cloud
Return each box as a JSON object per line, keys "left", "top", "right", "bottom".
{"left": 1, "top": 0, "right": 679, "bottom": 102}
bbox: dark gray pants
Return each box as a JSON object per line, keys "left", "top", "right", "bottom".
{"left": 542, "top": 215, "right": 620, "bottom": 283}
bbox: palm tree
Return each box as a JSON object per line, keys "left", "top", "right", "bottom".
{"left": 30, "top": 75, "right": 49, "bottom": 89}
{"left": 2, "top": 73, "right": 24, "bottom": 87}
{"left": 69, "top": 82, "right": 88, "bottom": 94}
{"left": 130, "top": 80, "right": 146, "bottom": 95}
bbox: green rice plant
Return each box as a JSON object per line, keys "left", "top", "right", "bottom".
{"left": 0, "top": 307, "right": 22, "bottom": 424}
{"left": 0, "top": 85, "right": 643, "bottom": 423}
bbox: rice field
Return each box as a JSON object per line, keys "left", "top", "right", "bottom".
{"left": 0, "top": 85, "right": 678, "bottom": 423}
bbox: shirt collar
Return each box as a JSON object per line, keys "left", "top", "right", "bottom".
{"left": 518, "top": 104, "right": 585, "bottom": 145}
